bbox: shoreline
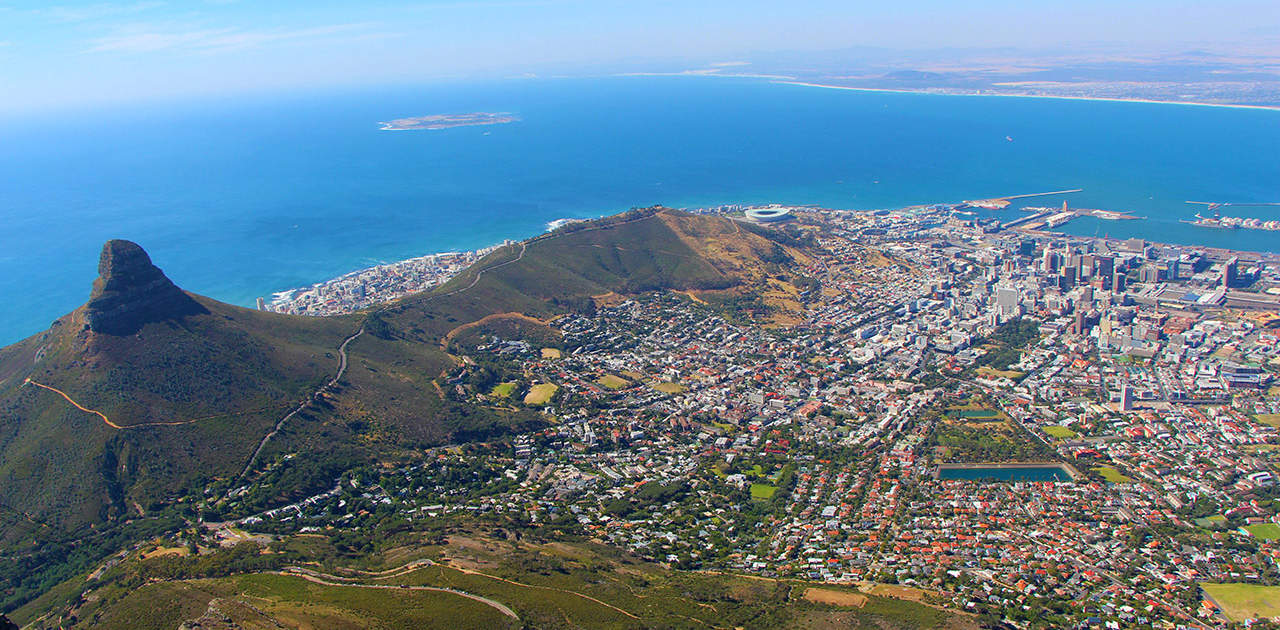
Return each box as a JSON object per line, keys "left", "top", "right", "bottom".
{"left": 775, "top": 80, "right": 1280, "bottom": 113}
{"left": 268, "top": 200, "right": 1280, "bottom": 315}
{"left": 265, "top": 216, "right": 594, "bottom": 315}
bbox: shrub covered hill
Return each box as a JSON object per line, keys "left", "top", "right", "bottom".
{"left": 0, "top": 208, "right": 811, "bottom": 556}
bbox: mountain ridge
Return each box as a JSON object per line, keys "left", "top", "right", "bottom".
{"left": 0, "top": 208, "right": 814, "bottom": 615}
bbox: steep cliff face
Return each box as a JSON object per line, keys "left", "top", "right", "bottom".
{"left": 85, "top": 240, "right": 206, "bottom": 335}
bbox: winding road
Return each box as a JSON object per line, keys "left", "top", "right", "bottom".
{"left": 238, "top": 328, "right": 364, "bottom": 479}
{"left": 274, "top": 556, "right": 642, "bottom": 622}
{"left": 275, "top": 566, "right": 520, "bottom": 620}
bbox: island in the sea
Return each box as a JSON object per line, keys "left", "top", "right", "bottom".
{"left": 377, "top": 111, "right": 518, "bottom": 131}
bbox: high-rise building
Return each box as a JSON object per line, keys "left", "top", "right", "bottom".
{"left": 1043, "top": 250, "right": 1060, "bottom": 274}
{"left": 1094, "top": 255, "right": 1114, "bottom": 281}
{"left": 1223, "top": 257, "right": 1238, "bottom": 289}
{"left": 996, "top": 287, "right": 1020, "bottom": 318}
{"left": 1073, "top": 308, "right": 1089, "bottom": 335}
{"left": 1120, "top": 385, "right": 1134, "bottom": 412}
{"left": 1061, "top": 266, "right": 1078, "bottom": 288}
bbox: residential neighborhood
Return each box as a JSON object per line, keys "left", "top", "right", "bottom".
{"left": 219, "top": 207, "right": 1280, "bottom": 627}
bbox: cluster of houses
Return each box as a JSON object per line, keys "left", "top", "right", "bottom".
{"left": 265, "top": 243, "right": 508, "bottom": 315}
{"left": 221, "top": 208, "right": 1279, "bottom": 626}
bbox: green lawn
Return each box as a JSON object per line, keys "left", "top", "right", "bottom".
{"left": 1201, "top": 582, "right": 1280, "bottom": 621}
{"left": 1043, "top": 425, "right": 1078, "bottom": 439}
{"left": 976, "top": 366, "right": 1025, "bottom": 380}
{"left": 1253, "top": 414, "right": 1280, "bottom": 428}
{"left": 1244, "top": 523, "right": 1280, "bottom": 540}
{"left": 523, "top": 383, "right": 558, "bottom": 406}
{"left": 1092, "top": 466, "right": 1133, "bottom": 484}
{"left": 652, "top": 382, "right": 685, "bottom": 394}
{"left": 596, "top": 374, "right": 631, "bottom": 390}
{"left": 490, "top": 382, "right": 517, "bottom": 398}
{"left": 1195, "top": 515, "right": 1228, "bottom": 529}
{"left": 749, "top": 483, "right": 777, "bottom": 500}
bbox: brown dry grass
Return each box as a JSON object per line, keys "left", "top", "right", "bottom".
{"left": 140, "top": 546, "right": 189, "bottom": 560}
{"left": 442, "top": 312, "right": 550, "bottom": 347}
{"left": 867, "top": 583, "right": 930, "bottom": 602}
{"left": 801, "top": 587, "right": 867, "bottom": 607}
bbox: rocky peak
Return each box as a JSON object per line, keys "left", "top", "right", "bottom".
{"left": 85, "top": 240, "right": 206, "bottom": 335}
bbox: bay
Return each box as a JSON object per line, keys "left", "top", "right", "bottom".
{"left": 1, "top": 76, "right": 1277, "bottom": 344}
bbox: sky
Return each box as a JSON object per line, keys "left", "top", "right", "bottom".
{"left": 1, "top": 0, "right": 1278, "bottom": 113}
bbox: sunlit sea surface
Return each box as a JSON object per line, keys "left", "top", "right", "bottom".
{"left": 1, "top": 76, "right": 1277, "bottom": 343}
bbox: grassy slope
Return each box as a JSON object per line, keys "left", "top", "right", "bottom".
{"left": 382, "top": 208, "right": 793, "bottom": 342}
{"left": 0, "top": 209, "right": 795, "bottom": 536}
{"left": 90, "top": 575, "right": 521, "bottom": 630}
{"left": 319, "top": 208, "right": 807, "bottom": 448}
{"left": 57, "top": 532, "right": 962, "bottom": 630}
{"left": 0, "top": 296, "right": 355, "bottom": 532}
{"left": 0, "top": 208, "right": 818, "bottom": 615}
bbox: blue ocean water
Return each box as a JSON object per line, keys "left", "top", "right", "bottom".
{"left": 1, "top": 76, "right": 1277, "bottom": 344}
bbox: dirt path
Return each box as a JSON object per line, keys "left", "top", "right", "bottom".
{"left": 288, "top": 555, "right": 640, "bottom": 621}
{"left": 23, "top": 378, "right": 266, "bottom": 430}
{"left": 415, "top": 241, "right": 528, "bottom": 306}
{"left": 442, "top": 311, "right": 550, "bottom": 349}
{"left": 238, "top": 328, "right": 363, "bottom": 479}
{"left": 446, "top": 563, "right": 640, "bottom": 620}
{"left": 274, "top": 568, "right": 519, "bottom": 620}
{"left": 295, "top": 559, "right": 436, "bottom": 581}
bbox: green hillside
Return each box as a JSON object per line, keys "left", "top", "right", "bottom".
{"left": 0, "top": 208, "right": 816, "bottom": 616}
{"left": 28, "top": 524, "right": 962, "bottom": 630}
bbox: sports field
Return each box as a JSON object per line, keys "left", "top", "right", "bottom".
{"left": 1092, "top": 466, "right": 1133, "bottom": 483}
{"left": 524, "top": 383, "right": 558, "bottom": 405}
{"left": 1244, "top": 523, "right": 1280, "bottom": 540}
{"left": 1044, "top": 425, "right": 1078, "bottom": 439}
{"left": 596, "top": 374, "right": 630, "bottom": 390}
{"left": 1201, "top": 583, "right": 1280, "bottom": 621}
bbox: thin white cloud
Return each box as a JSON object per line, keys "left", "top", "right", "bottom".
{"left": 40, "top": 2, "right": 166, "bottom": 23}
{"left": 86, "top": 22, "right": 380, "bottom": 54}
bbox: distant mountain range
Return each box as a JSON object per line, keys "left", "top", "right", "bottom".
{"left": 687, "top": 48, "right": 1280, "bottom": 107}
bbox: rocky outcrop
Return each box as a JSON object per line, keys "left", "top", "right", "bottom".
{"left": 85, "top": 240, "right": 206, "bottom": 335}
